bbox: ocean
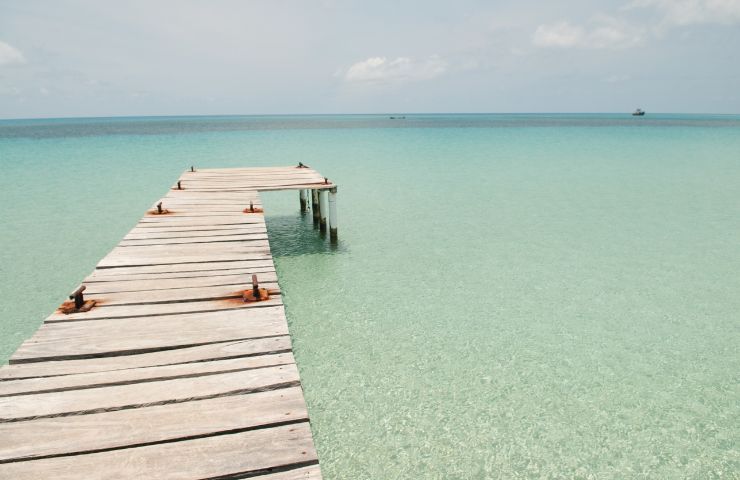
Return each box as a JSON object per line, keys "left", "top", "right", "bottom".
{"left": 1, "top": 114, "right": 738, "bottom": 478}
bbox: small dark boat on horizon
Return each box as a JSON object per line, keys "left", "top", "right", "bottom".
{"left": 632, "top": 108, "right": 645, "bottom": 116}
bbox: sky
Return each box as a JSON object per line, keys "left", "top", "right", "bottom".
{"left": 1, "top": 0, "right": 739, "bottom": 118}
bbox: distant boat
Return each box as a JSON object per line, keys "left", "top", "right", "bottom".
{"left": 389, "top": 116, "right": 406, "bottom": 120}
{"left": 632, "top": 108, "right": 645, "bottom": 116}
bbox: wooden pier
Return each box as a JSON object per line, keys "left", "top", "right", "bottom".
{"left": 0, "top": 166, "right": 337, "bottom": 479}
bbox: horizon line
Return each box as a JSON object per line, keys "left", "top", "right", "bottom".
{"left": 2, "top": 111, "right": 739, "bottom": 122}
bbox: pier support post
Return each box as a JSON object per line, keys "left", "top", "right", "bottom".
{"left": 312, "top": 189, "right": 320, "bottom": 228}
{"left": 319, "top": 190, "right": 328, "bottom": 232}
{"left": 299, "top": 189, "right": 307, "bottom": 213}
{"left": 328, "top": 187, "right": 338, "bottom": 242}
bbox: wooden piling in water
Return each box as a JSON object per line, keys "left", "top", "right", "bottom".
{"left": 312, "top": 189, "right": 320, "bottom": 227}
{"left": 299, "top": 189, "right": 307, "bottom": 213}
{"left": 329, "top": 187, "right": 338, "bottom": 242}
{"left": 319, "top": 190, "right": 328, "bottom": 232}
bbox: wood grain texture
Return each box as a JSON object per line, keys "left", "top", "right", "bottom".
{"left": 84, "top": 266, "right": 276, "bottom": 283}
{"left": 0, "top": 364, "right": 300, "bottom": 421}
{"left": 83, "top": 271, "right": 278, "bottom": 293}
{"left": 0, "top": 353, "right": 295, "bottom": 397}
{"left": 96, "top": 252, "right": 273, "bottom": 268}
{"left": 44, "top": 294, "right": 284, "bottom": 323}
{"left": 0, "top": 387, "right": 309, "bottom": 462}
{"left": 16, "top": 307, "right": 289, "bottom": 362}
{"left": 0, "top": 336, "right": 292, "bottom": 379}
{"left": 87, "top": 258, "right": 275, "bottom": 276}
{"left": 82, "top": 281, "right": 279, "bottom": 302}
{"left": 0, "top": 422, "right": 317, "bottom": 479}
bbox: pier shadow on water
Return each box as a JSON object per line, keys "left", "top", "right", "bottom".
{"left": 264, "top": 213, "right": 347, "bottom": 257}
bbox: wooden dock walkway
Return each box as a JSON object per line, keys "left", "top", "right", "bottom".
{"left": 0, "top": 166, "right": 336, "bottom": 479}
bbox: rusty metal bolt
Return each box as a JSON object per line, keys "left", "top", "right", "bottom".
{"left": 252, "top": 274, "right": 260, "bottom": 299}
{"left": 69, "top": 285, "right": 86, "bottom": 310}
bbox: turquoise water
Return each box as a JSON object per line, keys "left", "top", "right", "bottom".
{"left": 1, "top": 114, "right": 738, "bottom": 478}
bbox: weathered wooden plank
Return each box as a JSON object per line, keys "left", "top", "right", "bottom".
{"left": 128, "top": 223, "right": 267, "bottom": 234}
{"left": 104, "top": 243, "right": 272, "bottom": 259}
{"left": 182, "top": 175, "right": 325, "bottom": 183}
{"left": 182, "top": 179, "right": 324, "bottom": 188}
{"left": 88, "top": 259, "right": 275, "bottom": 276}
{"left": 151, "top": 200, "right": 260, "bottom": 208}
{"left": 183, "top": 169, "right": 322, "bottom": 176}
{"left": 0, "top": 422, "right": 317, "bottom": 479}
{"left": 45, "top": 295, "right": 284, "bottom": 323}
{"left": 112, "top": 239, "right": 270, "bottom": 250}
{"left": 83, "top": 271, "right": 278, "bottom": 293}
{"left": 182, "top": 175, "right": 321, "bottom": 181}
{"left": 162, "top": 191, "right": 262, "bottom": 197}
{"left": 138, "top": 213, "right": 265, "bottom": 221}
{"left": 178, "top": 171, "right": 326, "bottom": 180}
{"left": 136, "top": 219, "right": 266, "bottom": 229}
{"left": 15, "top": 307, "right": 288, "bottom": 363}
{"left": 161, "top": 197, "right": 261, "bottom": 202}
{"left": 80, "top": 282, "right": 279, "bottom": 306}
{"left": 186, "top": 166, "right": 314, "bottom": 172}
{"left": 184, "top": 183, "right": 333, "bottom": 192}
{"left": 144, "top": 212, "right": 257, "bottom": 219}
{"left": 144, "top": 209, "right": 263, "bottom": 217}
{"left": 118, "top": 232, "right": 270, "bottom": 247}
{"left": 124, "top": 228, "right": 267, "bottom": 241}
{"left": 84, "top": 266, "right": 276, "bottom": 283}
{"left": 0, "top": 387, "right": 309, "bottom": 463}
{"left": 0, "top": 364, "right": 299, "bottom": 421}
{"left": 0, "top": 353, "right": 295, "bottom": 397}
{"left": 0, "top": 336, "right": 292, "bottom": 380}
{"left": 182, "top": 176, "right": 323, "bottom": 183}
{"left": 148, "top": 209, "right": 263, "bottom": 215}
{"left": 165, "top": 189, "right": 267, "bottom": 195}
{"left": 97, "top": 252, "right": 273, "bottom": 268}
{"left": 118, "top": 234, "right": 270, "bottom": 246}
{"left": 157, "top": 198, "right": 261, "bottom": 203}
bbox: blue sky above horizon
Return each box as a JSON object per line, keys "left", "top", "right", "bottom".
{"left": 1, "top": 0, "right": 739, "bottom": 119}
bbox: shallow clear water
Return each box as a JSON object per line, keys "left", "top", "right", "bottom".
{"left": 1, "top": 114, "right": 738, "bottom": 478}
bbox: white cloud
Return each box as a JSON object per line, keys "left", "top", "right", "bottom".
{"left": 344, "top": 56, "right": 448, "bottom": 84}
{"left": 0, "top": 41, "right": 25, "bottom": 66}
{"left": 628, "top": 0, "right": 740, "bottom": 27}
{"left": 533, "top": 22, "right": 584, "bottom": 48}
{"left": 533, "top": 17, "right": 643, "bottom": 49}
